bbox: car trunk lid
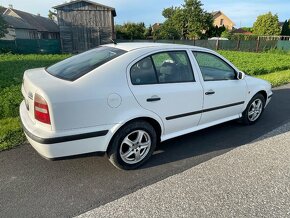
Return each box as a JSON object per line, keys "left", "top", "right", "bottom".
{"left": 21, "top": 68, "right": 70, "bottom": 129}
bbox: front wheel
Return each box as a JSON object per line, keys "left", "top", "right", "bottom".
{"left": 241, "top": 93, "right": 265, "bottom": 125}
{"left": 107, "top": 121, "right": 157, "bottom": 170}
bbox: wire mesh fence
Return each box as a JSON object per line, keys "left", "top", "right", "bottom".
{"left": 0, "top": 39, "right": 61, "bottom": 54}
{"left": 1, "top": 38, "right": 290, "bottom": 54}
{"left": 117, "top": 39, "right": 290, "bottom": 52}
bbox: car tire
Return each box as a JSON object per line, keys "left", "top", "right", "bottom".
{"left": 241, "top": 93, "right": 265, "bottom": 125}
{"left": 107, "top": 121, "right": 157, "bottom": 170}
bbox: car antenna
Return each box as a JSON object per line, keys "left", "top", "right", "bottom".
{"left": 110, "top": 38, "right": 117, "bottom": 45}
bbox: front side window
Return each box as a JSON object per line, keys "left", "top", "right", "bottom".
{"left": 193, "top": 51, "right": 236, "bottom": 81}
{"left": 130, "top": 51, "right": 194, "bottom": 85}
{"left": 46, "top": 46, "right": 127, "bottom": 81}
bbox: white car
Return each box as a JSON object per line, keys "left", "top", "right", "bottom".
{"left": 208, "top": 37, "right": 229, "bottom": 40}
{"left": 20, "top": 43, "right": 272, "bottom": 170}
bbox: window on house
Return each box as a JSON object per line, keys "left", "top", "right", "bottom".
{"left": 220, "top": 19, "right": 224, "bottom": 26}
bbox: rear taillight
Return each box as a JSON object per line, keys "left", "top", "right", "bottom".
{"left": 34, "top": 93, "right": 51, "bottom": 125}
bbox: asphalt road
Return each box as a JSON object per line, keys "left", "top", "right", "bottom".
{"left": 1, "top": 84, "right": 290, "bottom": 218}
{"left": 78, "top": 122, "right": 290, "bottom": 218}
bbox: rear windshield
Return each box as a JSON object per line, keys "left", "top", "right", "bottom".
{"left": 46, "top": 46, "right": 127, "bottom": 81}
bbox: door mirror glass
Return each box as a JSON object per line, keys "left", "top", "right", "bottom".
{"left": 237, "top": 71, "right": 245, "bottom": 80}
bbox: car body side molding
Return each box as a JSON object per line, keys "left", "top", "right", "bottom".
{"left": 166, "top": 101, "right": 245, "bottom": 120}
{"left": 21, "top": 120, "right": 108, "bottom": 144}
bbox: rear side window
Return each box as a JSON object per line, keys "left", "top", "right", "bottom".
{"left": 130, "top": 51, "right": 194, "bottom": 85}
{"left": 46, "top": 46, "right": 126, "bottom": 81}
{"left": 130, "top": 57, "right": 157, "bottom": 85}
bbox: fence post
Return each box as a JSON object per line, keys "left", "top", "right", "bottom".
{"left": 14, "top": 39, "right": 18, "bottom": 53}
{"left": 256, "top": 37, "right": 260, "bottom": 52}
{"left": 215, "top": 39, "right": 219, "bottom": 50}
{"left": 236, "top": 39, "right": 240, "bottom": 51}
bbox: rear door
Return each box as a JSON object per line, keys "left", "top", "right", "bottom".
{"left": 128, "top": 49, "right": 203, "bottom": 136}
{"left": 192, "top": 51, "right": 247, "bottom": 125}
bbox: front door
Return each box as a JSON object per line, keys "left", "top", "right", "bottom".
{"left": 192, "top": 51, "right": 247, "bottom": 125}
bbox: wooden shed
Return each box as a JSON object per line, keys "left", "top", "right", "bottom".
{"left": 53, "top": 0, "right": 116, "bottom": 53}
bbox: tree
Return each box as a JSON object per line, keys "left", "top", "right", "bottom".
{"left": 221, "top": 29, "right": 232, "bottom": 39}
{"left": 252, "top": 12, "right": 280, "bottom": 36}
{"left": 280, "top": 20, "right": 290, "bottom": 36}
{"left": 48, "top": 10, "right": 57, "bottom": 20}
{"left": 154, "top": 21, "right": 181, "bottom": 39}
{"left": 156, "top": 0, "right": 213, "bottom": 40}
{"left": 115, "top": 22, "right": 146, "bottom": 40}
{"left": 144, "top": 25, "right": 153, "bottom": 39}
{"left": 0, "top": 15, "right": 8, "bottom": 38}
{"left": 181, "top": 0, "right": 213, "bottom": 39}
{"left": 205, "top": 25, "right": 226, "bottom": 38}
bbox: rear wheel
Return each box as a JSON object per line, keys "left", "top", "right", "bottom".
{"left": 241, "top": 93, "right": 265, "bottom": 125}
{"left": 107, "top": 121, "right": 157, "bottom": 170}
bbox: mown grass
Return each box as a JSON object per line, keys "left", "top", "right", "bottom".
{"left": 219, "top": 50, "right": 290, "bottom": 75}
{"left": 0, "top": 51, "right": 290, "bottom": 151}
{"left": 0, "top": 117, "right": 25, "bottom": 151}
{"left": 256, "top": 69, "right": 290, "bottom": 87}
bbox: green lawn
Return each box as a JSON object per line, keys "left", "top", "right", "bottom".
{"left": 0, "top": 51, "right": 290, "bottom": 151}
{"left": 0, "top": 54, "right": 70, "bottom": 151}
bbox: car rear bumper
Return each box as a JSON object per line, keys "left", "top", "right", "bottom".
{"left": 20, "top": 101, "right": 116, "bottom": 159}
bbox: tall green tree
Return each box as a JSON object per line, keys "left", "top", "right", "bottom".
{"left": 281, "top": 20, "right": 289, "bottom": 36}
{"left": 288, "top": 19, "right": 290, "bottom": 36}
{"left": 252, "top": 12, "right": 280, "bottom": 36}
{"left": 0, "top": 15, "right": 8, "bottom": 38}
{"left": 156, "top": 0, "right": 213, "bottom": 40}
{"left": 181, "top": 0, "right": 213, "bottom": 39}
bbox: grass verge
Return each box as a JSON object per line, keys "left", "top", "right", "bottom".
{"left": 0, "top": 117, "right": 26, "bottom": 151}
{"left": 256, "top": 70, "right": 290, "bottom": 87}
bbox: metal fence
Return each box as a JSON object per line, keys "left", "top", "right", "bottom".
{"left": 0, "top": 39, "right": 61, "bottom": 54}
{"left": 118, "top": 39, "right": 290, "bottom": 52}
{"left": 1, "top": 38, "right": 290, "bottom": 54}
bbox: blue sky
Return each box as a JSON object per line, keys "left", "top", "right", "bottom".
{"left": 1, "top": 0, "right": 290, "bottom": 27}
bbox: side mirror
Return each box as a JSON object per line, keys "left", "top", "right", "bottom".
{"left": 237, "top": 71, "right": 245, "bottom": 80}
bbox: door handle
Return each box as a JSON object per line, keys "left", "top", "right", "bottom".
{"left": 147, "top": 97, "right": 161, "bottom": 102}
{"left": 205, "top": 90, "right": 215, "bottom": 95}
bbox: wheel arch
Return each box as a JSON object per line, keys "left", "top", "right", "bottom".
{"left": 106, "top": 116, "right": 163, "bottom": 152}
{"left": 256, "top": 90, "right": 267, "bottom": 102}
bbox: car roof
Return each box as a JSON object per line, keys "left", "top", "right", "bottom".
{"left": 104, "top": 42, "right": 209, "bottom": 52}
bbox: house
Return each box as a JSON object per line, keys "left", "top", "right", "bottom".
{"left": 0, "top": 6, "right": 59, "bottom": 40}
{"left": 152, "top": 23, "right": 162, "bottom": 32}
{"left": 53, "top": 0, "right": 116, "bottom": 53}
{"left": 212, "top": 11, "right": 235, "bottom": 30}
